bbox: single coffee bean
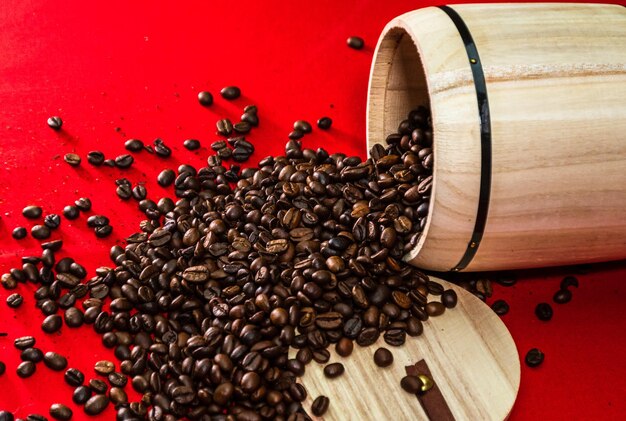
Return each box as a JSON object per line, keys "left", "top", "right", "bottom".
{"left": 64, "top": 368, "right": 85, "bottom": 387}
{"left": 23, "top": 205, "right": 43, "bottom": 219}
{"left": 125, "top": 139, "right": 144, "bottom": 152}
{"left": 31, "top": 225, "right": 51, "bottom": 240}
{"left": 74, "top": 197, "right": 91, "bottom": 212}
{"left": 323, "top": 362, "right": 344, "bottom": 379}
{"left": 63, "top": 205, "right": 79, "bottom": 220}
{"left": 87, "top": 150, "right": 105, "bottom": 166}
{"left": 89, "top": 378, "right": 108, "bottom": 394}
{"left": 153, "top": 139, "right": 172, "bottom": 157}
{"left": 64, "top": 153, "right": 81, "bottom": 166}
{"left": 44, "top": 214, "right": 61, "bottom": 229}
{"left": 293, "top": 120, "right": 312, "bottom": 134}
{"left": 17, "top": 361, "right": 36, "bottom": 378}
{"left": 383, "top": 329, "right": 406, "bottom": 346}
{"left": 197, "top": 91, "right": 213, "bottom": 106}
{"left": 311, "top": 395, "right": 330, "bottom": 416}
{"left": 49, "top": 403, "right": 72, "bottom": 421}
{"left": 94, "top": 225, "right": 113, "bottom": 238}
{"left": 491, "top": 299, "right": 510, "bottom": 315}
{"left": 441, "top": 289, "right": 457, "bottom": 308}
{"left": 42, "top": 314, "right": 62, "bottom": 333}
{"left": 47, "top": 116, "right": 63, "bottom": 130}
{"left": 12, "top": 226, "right": 27, "bottom": 239}
{"left": 184, "top": 139, "right": 201, "bottom": 150}
{"left": 6, "top": 293, "right": 23, "bottom": 308}
{"left": 87, "top": 215, "right": 109, "bottom": 227}
{"left": 0, "top": 361, "right": 5, "bottom": 376}
{"left": 26, "top": 414, "right": 48, "bottom": 421}
{"left": 157, "top": 169, "right": 175, "bottom": 187}
{"left": 317, "top": 117, "right": 332, "bottom": 130}
{"left": 373, "top": 347, "right": 394, "bottom": 367}
{"left": 560, "top": 276, "right": 579, "bottom": 290}
{"left": 84, "top": 395, "right": 109, "bottom": 415}
{"left": 233, "top": 121, "right": 251, "bottom": 134}
{"left": 20, "top": 348, "right": 44, "bottom": 362}
{"left": 216, "top": 119, "right": 233, "bottom": 136}
{"left": 72, "top": 385, "right": 92, "bottom": 404}
{"left": 425, "top": 301, "right": 445, "bottom": 317}
{"left": 347, "top": 36, "right": 364, "bottom": 50}
{"left": 94, "top": 360, "right": 115, "bottom": 375}
{"left": 103, "top": 158, "right": 115, "bottom": 166}
{"left": 114, "top": 154, "right": 134, "bottom": 169}
{"left": 525, "top": 348, "right": 544, "bottom": 367}
{"left": 335, "top": 338, "right": 353, "bottom": 357}
{"left": 400, "top": 375, "right": 423, "bottom": 394}
{"left": 43, "top": 352, "right": 68, "bottom": 371}
{"left": 41, "top": 239, "right": 63, "bottom": 251}
{"left": 553, "top": 289, "right": 572, "bottom": 304}
{"left": 535, "top": 303, "right": 553, "bottom": 321}
{"left": 108, "top": 372, "right": 127, "bottom": 387}
{"left": 220, "top": 86, "right": 241, "bottom": 100}
{"left": 14, "top": 336, "right": 35, "bottom": 350}
{"left": 288, "top": 130, "right": 303, "bottom": 140}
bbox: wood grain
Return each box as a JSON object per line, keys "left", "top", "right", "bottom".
{"left": 367, "top": 4, "right": 626, "bottom": 272}
{"left": 294, "top": 277, "right": 520, "bottom": 420}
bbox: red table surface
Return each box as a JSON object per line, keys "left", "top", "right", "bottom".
{"left": 1, "top": 0, "right": 625, "bottom": 420}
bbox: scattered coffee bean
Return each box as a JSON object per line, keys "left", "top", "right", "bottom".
{"left": 42, "top": 314, "right": 62, "bottom": 333}
{"left": 491, "top": 299, "right": 510, "bottom": 315}
{"left": 220, "top": 86, "right": 241, "bottom": 100}
{"left": 553, "top": 289, "right": 572, "bottom": 304}
{"left": 47, "top": 116, "right": 63, "bottom": 130}
{"left": 6, "top": 293, "right": 23, "bottom": 308}
{"left": 0, "top": 411, "right": 12, "bottom": 421}
{"left": 425, "top": 301, "right": 445, "bottom": 317}
{"left": 26, "top": 414, "right": 47, "bottom": 421}
{"left": 94, "top": 225, "right": 113, "bottom": 238}
{"left": 43, "top": 352, "right": 67, "bottom": 371}
{"left": 373, "top": 347, "right": 394, "bottom": 367}
{"left": 107, "top": 372, "right": 127, "bottom": 387}
{"left": 14, "top": 336, "right": 35, "bottom": 350}
{"left": 441, "top": 289, "right": 458, "bottom": 308}
{"left": 114, "top": 154, "right": 134, "bottom": 169}
{"left": 288, "top": 129, "right": 303, "bottom": 140}
{"left": 400, "top": 375, "right": 423, "bottom": 394}
{"left": 64, "top": 153, "right": 81, "bottom": 167}
{"left": 157, "top": 169, "right": 175, "bottom": 187}
{"left": 74, "top": 198, "right": 91, "bottom": 212}
{"left": 12, "top": 226, "right": 27, "bottom": 239}
{"left": 43, "top": 214, "right": 61, "bottom": 229}
{"left": 31, "top": 225, "right": 51, "bottom": 240}
{"left": 64, "top": 307, "right": 83, "bottom": 327}
{"left": 317, "top": 116, "right": 332, "bottom": 130}
{"left": 23, "top": 205, "right": 42, "bottom": 219}
{"left": 17, "top": 361, "right": 36, "bottom": 378}
{"left": 535, "top": 303, "right": 553, "bottom": 321}
{"left": 153, "top": 138, "right": 172, "bottom": 157}
{"left": 311, "top": 395, "right": 330, "bottom": 416}
{"left": 87, "top": 151, "right": 105, "bottom": 166}
{"left": 560, "top": 276, "right": 579, "bottom": 290}
{"left": 62, "top": 205, "right": 79, "bottom": 220}
{"left": 20, "top": 348, "right": 43, "bottom": 363}
{"left": 49, "top": 403, "right": 72, "bottom": 421}
{"left": 94, "top": 360, "right": 115, "bottom": 375}
{"left": 124, "top": 139, "right": 144, "bottom": 152}
{"left": 84, "top": 394, "right": 109, "bottom": 415}
{"left": 347, "top": 36, "right": 364, "bottom": 50}
{"left": 525, "top": 348, "right": 544, "bottom": 367}
{"left": 109, "top": 387, "right": 127, "bottom": 405}
{"left": 86, "top": 215, "right": 109, "bottom": 227}
{"left": 198, "top": 91, "right": 213, "bottom": 106}
{"left": 41, "top": 239, "right": 63, "bottom": 251}
{"left": 183, "top": 139, "right": 200, "bottom": 150}
{"left": 323, "top": 362, "right": 344, "bottom": 379}
{"left": 217, "top": 118, "right": 233, "bottom": 136}
{"left": 293, "top": 120, "right": 312, "bottom": 133}
{"left": 64, "top": 368, "right": 85, "bottom": 387}
{"left": 72, "top": 386, "right": 92, "bottom": 404}
{"left": 89, "top": 378, "right": 108, "bottom": 394}
{"left": 335, "top": 337, "right": 353, "bottom": 357}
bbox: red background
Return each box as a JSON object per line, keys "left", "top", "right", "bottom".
{"left": 1, "top": 1, "right": 625, "bottom": 419}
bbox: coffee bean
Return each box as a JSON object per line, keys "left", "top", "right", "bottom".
{"left": 323, "top": 362, "right": 344, "bottom": 378}
{"left": 89, "top": 378, "right": 108, "bottom": 394}
{"left": 64, "top": 153, "right": 81, "bottom": 166}
{"left": 23, "top": 205, "right": 42, "bottom": 219}
{"left": 157, "top": 169, "right": 175, "bottom": 187}
{"left": 49, "top": 404, "right": 72, "bottom": 421}
{"left": 335, "top": 338, "right": 353, "bottom": 357}
{"left": 184, "top": 139, "right": 200, "bottom": 150}
{"left": 293, "top": 120, "right": 312, "bottom": 134}
{"left": 441, "top": 289, "right": 457, "bottom": 308}
{"left": 197, "top": 91, "right": 213, "bottom": 106}
{"left": 94, "top": 225, "right": 113, "bottom": 238}
{"left": 87, "top": 150, "right": 105, "bottom": 166}
{"left": 84, "top": 395, "right": 109, "bottom": 415}
{"left": 12, "top": 226, "right": 27, "bottom": 239}
{"left": 153, "top": 139, "right": 172, "bottom": 157}
{"left": 26, "top": 414, "right": 47, "bottom": 421}
{"left": 72, "top": 386, "right": 92, "bottom": 404}
{"left": 64, "top": 307, "right": 83, "bottom": 328}
{"left": 553, "top": 289, "right": 572, "bottom": 304}
{"left": 14, "top": 336, "right": 35, "bottom": 350}
{"left": 425, "top": 302, "right": 445, "bottom": 317}
{"left": 94, "top": 360, "right": 115, "bottom": 375}
{"left": 43, "top": 352, "right": 68, "bottom": 371}
{"left": 288, "top": 130, "right": 303, "bottom": 140}
{"left": 491, "top": 299, "right": 510, "bottom": 315}
{"left": 63, "top": 205, "right": 79, "bottom": 220}
{"left": 220, "top": 86, "right": 241, "bottom": 100}
{"left": 347, "top": 36, "right": 364, "bottom": 50}
{"left": 317, "top": 117, "right": 332, "bottom": 130}
{"left": 6, "top": 293, "right": 23, "bottom": 308}
{"left": 535, "top": 303, "right": 553, "bottom": 321}
{"left": 125, "top": 139, "right": 144, "bottom": 152}
{"left": 87, "top": 215, "right": 109, "bottom": 227}
{"left": 108, "top": 372, "right": 127, "bottom": 387}
{"left": 0, "top": 411, "right": 12, "bottom": 421}
{"left": 213, "top": 382, "right": 234, "bottom": 405}
{"left": 74, "top": 197, "right": 91, "bottom": 212}
{"left": 64, "top": 368, "right": 85, "bottom": 387}
{"left": 31, "top": 225, "right": 51, "bottom": 240}
{"left": 0, "top": 362, "right": 5, "bottom": 376}
{"left": 400, "top": 375, "right": 423, "bottom": 393}
{"left": 525, "top": 348, "right": 544, "bottom": 367}
{"left": 44, "top": 214, "right": 61, "bottom": 229}
{"left": 47, "top": 116, "right": 63, "bottom": 130}
{"left": 233, "top": 121, "right": 251, "bottom": 134}
{"left": 383, "top": 328, "right": 406, "bottom": 346}
{"left": 217, "top": 119, "right": 233, "bottom": 136}
{"left": 17, "top": 361, "right": 36, "bottom": 378}
{"left": 115, "top": 154, "right": 134, "bottom": 169}
{"left": 560, "top": 276, "right": 579, "bottom": 290}
{"left": 42, "top": 314, "right": 62, "bottom": 333}
{"left": 311, "top": 395, "right": 330, "bottom": 416}
{"left": 20, "top": 348, "right": 43, "bottom": 362}
{"left": 373, "top": 347, "right": 394, "bottom": 367}
{"left": 109, "top": 387, "right": 127, "bottom": 405}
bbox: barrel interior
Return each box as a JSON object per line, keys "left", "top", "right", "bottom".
{"left": 367, "top": 27, "right": 430, "bottom": 152}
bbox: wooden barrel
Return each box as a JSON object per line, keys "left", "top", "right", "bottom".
{"left": 367, "top": 3, "right": 626, "bottom": 272}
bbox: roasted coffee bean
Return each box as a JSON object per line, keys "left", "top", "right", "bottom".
{"left": 0, "top": 411, "right": 11, "bottom": 421}
{"left": 94, "top": 225, "right": 113, "bottom": 238}
{"left": 233, "top": 121, "right": 251, "bottom": 134}
{"left": 132, "top": 185, "right": 147, "bottom": 200}
{"left": 12, "top": 226, "right": 27, "bottom": 239}
{"left": 383, "top": 329, "right": 406, "bottom": 346}
{"left": 220, "top": 86, "right": 241, "bottom": 100}
{"left": 184, "top": 139, "right": 201, "bottom": 150}
{"left": 6, "top": 293, "right": 23, "bottom": 308}
{"left": 109, "top": 387, "right": 127, "bottom": 405}
{"left": 14, "top": 336, "right": 35, "bottom": 350}
{"left": 89, "top": 378, "right": 108, "bottom": 394}
{"left": 42, "top": 314, "right": 62, "bottom": 333}
{"left": 23, "top": 205, "right": 43, "bottom": 219}
{"left": 560, "top": 276, "right": 579, "bottom": 290}
{"left": 311, "top": 395, "right": 330, "bottom": 416}
{"left": 157, "top": 169, "right": 175, "bottom": 187}
{"left": 553, "top": 289, "right": 572, "bottom": 304}
{"left": 535, "top": 303, "right": 553, "bottom": 321}
{"left": 72, "top": 386, "right": 92, "bottom": 404}
{"left": 17, "top": 361, "right": 36, "bottom": 378}
{"left": 400, "top": 375, "right": 423, "bottom": 394}
{"left": 41, "top": 239, "right": 63, "bottom": 252}
{"left": 26, "top": 414, "right": 47, "bottom": 421}
{"left": 49, "top": 403, "right": 72, "bottom": 421}
{"left": 125, "top": 139, "right": 144, "bottom": 152}
{"left": 47, "top": 116, "right": 63, "bottom": 130}
{"left": 323, "top": 362, "right": 344, "bottom": 378}
{"left": 87, "top": 215, "right": 109, "bottom": 227}
{"left": 64, "top": 368, "right": 85, "bottom": 387}
{"left": 75, "top": 198, "right": 91, "bottom": 212}
{"left": 293, "top": 120, "right": 312, "bottom": 134}
{"left": 115, "top": 154, "right": 134, "bottom": 169}
{"left": 335, "top": 338, "right": 353, "bottom": 357}
{"left": 153, "top": 139, "right": 172, "bottom": 157}
{"left": 43, "top": 352, "right": 68, "bottom": 371}
{"left": 425, "top": 302, "right": 445, "bottom": 317}
{"left": 197, "top": 91, "right": 213, "bottom": 106}
{"left": 63, "top": 205, "right": 79, "bottom": 220}
{"left": 84, "top": 395, "right": 109, "bottom": 415}
{"left": 64, "top": 153, "right": 81, "bottom": 166}
{"left": 317, "top": 117, "right": 332, "bottom": 130}
{"left": 20, "top": 348, "right": 43, "bottom": 363}
{"left": 347, "top": 36, "right": 364, "bottom": 50}
{"left": 525, "top": 348, "right": 544, "bottom": 367}
{"left": 441, "top": 289, "right": 458, "bottom": 308}
{"left": 94, "top": 360, "right": 115, "bottom": 375}
{"left": 373, "top": 347, "right": 394, "bottom": 367}
{"left": 43, "top": 214, "right": 61, "bottom": 229}
{"left": 31, "top": 225, "right": 51, "bottom": 240}
{"left": 217, "top": 119, "right": 233, "bottom": 136}
{"left": 0, "top": 361, "right": 6, "bottom": 376}
{"left": 108, "top": 372, "right": 127, "bottom": 387}
{"left": 491, "top": 299, "right": 510, "bottom": 315}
